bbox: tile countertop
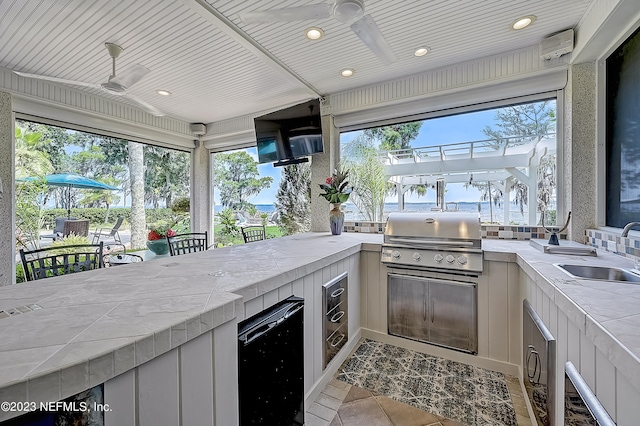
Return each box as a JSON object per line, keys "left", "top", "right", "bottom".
{"left": 1, "top": 233, "right": 640, "bottom": 402}
{"left": 0, "top": 232, "right": 382, "bottom": 402}
{"left": 483, "top": 239, "right": 640, "bottom": 394}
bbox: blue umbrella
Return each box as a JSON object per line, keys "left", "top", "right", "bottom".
{"left": 17, "top": 173, "right": 119, "bottom": 217}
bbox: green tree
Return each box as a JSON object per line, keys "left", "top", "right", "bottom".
{"left": 362, "top": 122, "right": 427, "bottom": 198}
{"left": 275, "top": 163, "right": 311, "bottom": 235}
{"left": 483, "top": 102, "right": 555, "bottom": 144}
{"left": 17, "top": 120, "right": 71, "bottom": 173}
{"left": 15, "top": 127, "right": 54, "bottom": 249}
{"left": 144, "top": 145, "right": 190, "bottom": 208}
{"left": 213, "top": 151, "right": 273, "bottom": 211}
{"left": 15, "top": 127, "right": 54, "bottom": 178}
{"left": 342, "top": 135, "right": 391, "bottom": 221}
{"left": 365, "top": 122, "right": 422, "bottom": 150}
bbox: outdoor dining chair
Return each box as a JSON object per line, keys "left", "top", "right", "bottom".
{"left": 91, "top": 216, "right": 124, "bottom": 244}
{"left": 40, "top": 217, "right": 77, "bottom": 240}
{"left": 241, "top": 225, "right": 266, "bottom": 243}
{"left": 19, "top": 242, "right": 104, "bottom": 281}
{"left": 62, "top": 219, "right": 90, "bottom": 238}
{"left": 167, "top": 231, "right": 209, "bottom": 256}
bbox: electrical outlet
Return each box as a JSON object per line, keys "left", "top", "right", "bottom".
{"left": 498, "top": 230, "right": 514, "bottom": 239}
{"left": 607, "top": 240, "right": 617, "bottom": 252}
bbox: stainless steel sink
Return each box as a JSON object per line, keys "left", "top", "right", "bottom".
{"left": 555, "top": 264, "right": 640, "bottom": 283}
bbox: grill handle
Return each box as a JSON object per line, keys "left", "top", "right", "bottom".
{"left": 387, "top": 237, "right": 475, "bottom": 247}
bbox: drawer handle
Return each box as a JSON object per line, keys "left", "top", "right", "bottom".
{"left": 331, "top": 288, "right": 345, "bottom": 298}
{"left": 330, "top": 311, "right": 345, "bottom": 322}
{"left": 330, "top": 334, "right": 345, "bottom": 347}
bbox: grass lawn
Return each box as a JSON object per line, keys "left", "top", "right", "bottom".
{"left": 213, "top": 224, "right": 283, "bottom": 246}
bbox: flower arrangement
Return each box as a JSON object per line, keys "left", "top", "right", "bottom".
{"left": 147, "top": 222, "right": 177, "bottom": 240}
{"left": 319, "top": 166, "right": 352, "bottom": 204}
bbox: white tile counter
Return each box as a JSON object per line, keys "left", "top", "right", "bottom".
{"left": 483, "top": 239, "right": 640, "bottom": 397}
{"left": 2, "top": 233, "right": 640, "bottom": 422}
{"left": 0, "top": 232, "right": 381, "bottom": 420}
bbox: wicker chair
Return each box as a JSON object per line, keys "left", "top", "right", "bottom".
{"left": 62, "top": 219, "right": 90, "bottom": 238}
{"left": 241, "top": 225, "right": 266, "bottom": 243}
{"left": 19, "top": 242, "right": 104, "bottom": 281}
{"left": 40, "top": 217, "right": 77, "bottom": 240}
{"left": 167, "top": 231, "right": 209, "bottom": 256}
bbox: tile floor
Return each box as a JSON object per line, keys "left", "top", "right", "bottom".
{"left": 306, "top": 339, "right": 533, "bottom": 426}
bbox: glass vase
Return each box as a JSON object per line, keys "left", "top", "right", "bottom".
{"left": 329, "top": 203, "right": 344, "bottom": 235}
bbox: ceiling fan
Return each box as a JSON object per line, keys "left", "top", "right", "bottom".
{"left": 13, "top": 43, "right": 164, "bottom": 116}
{"left": 240, "top": 0, "right": 398, "bottom": 65}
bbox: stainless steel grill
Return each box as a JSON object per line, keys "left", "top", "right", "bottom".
{"left": 381, "top": 212, "right": 483, "bottom": 272}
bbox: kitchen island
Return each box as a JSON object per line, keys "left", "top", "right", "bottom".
{"left": 1, "top": 233, "right": 639, "bottom": 424}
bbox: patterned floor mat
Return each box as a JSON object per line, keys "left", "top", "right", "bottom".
{"left": 336, "top": 339, "right": 518, "bottom": 426}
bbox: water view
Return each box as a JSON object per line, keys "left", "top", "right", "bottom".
{"left": 215, "top": 202, "right": 530, "bottom": 225}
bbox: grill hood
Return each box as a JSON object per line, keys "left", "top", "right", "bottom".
{"left": 382, "top": 211, "right": 483, "bottom": 272}
{"left": 384, "top": 212, "right": 481, "bottom": 241}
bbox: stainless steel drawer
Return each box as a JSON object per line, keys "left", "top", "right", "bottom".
{"left": 323, "top": 272, "right": 348, "bottom": 368}
{"left": 325, "top": 279, "right": 347, "bottom": 314}
{"left": 325, "top": 322, "right": 348, "bottom": 366}
{"left": 325, "top": 307, "right": 347, "bottom": 336}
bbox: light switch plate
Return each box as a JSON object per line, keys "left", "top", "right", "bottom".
{"left": 607, "top": 240, "right": 617, "bottom": 252}
{"left": 498, "top": 230, "right": 514, "bottom": 238}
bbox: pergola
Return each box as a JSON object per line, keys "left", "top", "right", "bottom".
{"left": 384, "top": 135, "right": 556, "bottom": 224}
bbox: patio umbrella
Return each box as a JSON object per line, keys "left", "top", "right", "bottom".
{"left": 17, "top": 173, "right": 119, "bottom": 217}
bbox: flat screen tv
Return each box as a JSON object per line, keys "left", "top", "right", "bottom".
{"left": 255, "top": 99, "right": 323, "bottom": 166}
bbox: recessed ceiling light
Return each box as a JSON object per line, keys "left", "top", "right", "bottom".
{"left": 156, "top": 90, "right": 171, "bottom": 96}
{"left": 414, "top": 47, "right": 430, "bottom": 57}
{"left": 340, "top": 68, "right": 355, "bottom": 77}
{"left": 305, "top": 27, "right": 324, "bottom": 40}
{"left": 511, "top": 15, "right": 536, "bottom": 30}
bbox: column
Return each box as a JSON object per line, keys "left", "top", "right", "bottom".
{"left": 0, "top": 92, "right": 13, "bottom": 286}
{"left": 564, "top": 63, "right": 596, "bottom": 241}
{"left": 190, "top": 141, "right": 212, "bottom": 238}
{"left": 310, "top": 114, "right": 339, "bottom": 232}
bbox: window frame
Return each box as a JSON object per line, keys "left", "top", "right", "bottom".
{"left": 596, "top": 19, "right": 640, "bottom": 232}
{"left": 337, "top": 91, "right": 565, "bottom": 226}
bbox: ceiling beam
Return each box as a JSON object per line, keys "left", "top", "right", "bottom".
{"left": 181, "top": 0, "right": 323, "bottom": 98}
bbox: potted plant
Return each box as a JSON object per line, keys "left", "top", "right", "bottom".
{"left": 318, "top": 166, "right": 352, "bottom": 235}
{"left": 146, "top": 222, "right": 176, "bottom": 255}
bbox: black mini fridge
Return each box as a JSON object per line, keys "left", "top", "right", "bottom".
{"left": 238, "top": 296, "right": 304, "bottom": 426}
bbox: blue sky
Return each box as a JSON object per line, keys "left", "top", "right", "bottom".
{"left": 230, "top": 109, "right": 499, "bottom": 205}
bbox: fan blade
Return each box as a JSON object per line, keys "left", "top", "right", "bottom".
{"left": 124, "top": 93, "right": 164, "bottom": 116}
{"left": 240, "top": 3, "right": 331, "bottom": 24}
{"left": 13, "top": 71, "right": 101, "bottom": 89}
{"left": 350, "top": 15, "right": 398, "bottom": 65}
{"left": 110, "top": 64, "right": 150, "bottom": 89}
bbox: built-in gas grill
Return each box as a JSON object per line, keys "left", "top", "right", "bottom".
{"left": 382, "top": 212, "right": 482, "bottom": 354}
{"left": 381, "top": 212, "right": 483, "bottom": 273}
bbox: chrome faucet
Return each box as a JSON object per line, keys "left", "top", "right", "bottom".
{"left": 621, "top": 222, "right": 640, "bottom": 237}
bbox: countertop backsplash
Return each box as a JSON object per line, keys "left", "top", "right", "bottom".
{"left": 344, "top": 221, "right": 567, "bottom": 241}
{"left": 587, "top": 228, "right": 640, "bottom": 261}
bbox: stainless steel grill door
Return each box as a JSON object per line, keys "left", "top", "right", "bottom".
{"left": 388, "top": 274, "right": 428, "bottom": 342}
{"left": 428, "top": 279, "right": 477, "bottom": 353}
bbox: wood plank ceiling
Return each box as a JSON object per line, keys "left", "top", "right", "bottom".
{"left": 0, "top": 0, "right": 593, "bottom": 124}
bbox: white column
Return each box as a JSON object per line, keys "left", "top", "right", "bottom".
{"left": 0, "top": 92, "right": 13, "bottom": 286}
{"left": 396, "top": 183, "right": 404, "bottom": 211}
{"left": 190, "top": 141, "right": 212, "bottom": 238}
{"left": 503, "top": 177, "right": 512, "bottom": 225}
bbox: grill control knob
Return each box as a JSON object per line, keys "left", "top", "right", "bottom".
{"left": 457, "top": 256, "right": 468, "bottom": 265}
{"left": 392, "top": 250, "right": 401, "bottom": 259}
{"left": 412, "top": 252, "right": 421, "bottom": 261}
{"left": 445, "top": 255, "right": 455, "bottom": 264}
{"left": 434, "top": 254, "right": 443, "bottom": 263}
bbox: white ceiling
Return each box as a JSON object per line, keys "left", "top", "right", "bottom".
{"left": 0, "top": 0, "right": 594, "bottom": 124}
